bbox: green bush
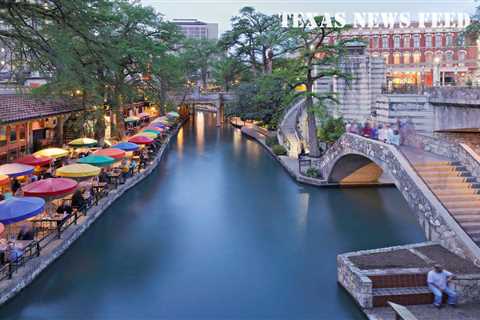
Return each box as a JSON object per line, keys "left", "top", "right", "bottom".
{"left": 305, "top": 167, "right": 320, "bottom": 178}
{"left": 271, "top": 144, "right": 287, "bottom": 156}
{"left": 265, "top": 135, "right": 278, "bottom": 147}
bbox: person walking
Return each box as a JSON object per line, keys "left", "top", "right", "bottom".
{"left": 427, "top": 264, "right": 458, "bottom": 308}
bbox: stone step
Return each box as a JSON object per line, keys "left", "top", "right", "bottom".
{"left": 372, "top": 287, "right": 433, "bottom": 307}
{"left": 450, "top": 208, "right": 480, "bottom": 215}
{"left": 454, "top": 214, "right": 480, "bottom": 223}
{"left": 415, "top": 161, "right": 456, "bottom": 167}
{"left": 430, "top": 182, "right": 480, "bottom": 190}
{"left": 424, "top": 176, "right": 474, "bottom": 184}
{"left": 435, "top": 189, "right": 479, "bottom": 196}
{"left": 444, "top": 200, "right": 480, "bottom": 209}
{"left": 460, "top": 222, "right": 480, "bottom": 232}
{"left": 416, "top": 165, "right": 466, "bottom": 173}
{"left": 438, "top": 194, "right": 480, "bottom": 202}
{"left": 419, "top": 171, "right": 466, "bottom": 178}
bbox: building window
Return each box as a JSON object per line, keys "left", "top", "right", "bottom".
{"left": 373, "top": 36, "right": 379, "bottom": 48}
{"left": 382, "top": 36, "right": 388, "bottom": 49}
{"left": 403, "top": 35, "right": 410, "bottom": 48}
{"left": 413, "top": 34, "right": 420, "bottom": 48}
{"left": 459, "top": 51, "right": 466, "bottom": 61}
{"left": 393, "top": 52, "right": 401, "bottom": 64}
{"left": 457, "top": 35, "right": 466, "bottom": 47}
{"left": 425, "top": 52, "right": 433, "bottom": 63}
{"left": 413, "top": 51, "right": 421, "bottom": 64}
{"left": 383, "top": 53, "right": 390, "bottom": 64}
{"left": 446, "top": 34, "right": 453, "bottom": 47}
{"left": 445, "top": 51, "right": 453, "bottom": 62}
{"left": 8, "top": 126, "right": 16, "bottom": 143}
{"left": 426, "top": 34, "right": 432, "bottom": 48}
{"left": 0, "top": 127, "right": 6, "bottom": 147}
{"left": 403, "top": 52, "right": 410, "bottom": 64}
{"left": 435, "top": 51, "right": 443, "bottom": 63}
{"left": 435, "top": 34, "right": 443, "bottom": 48}
{"left": 394, "top": 35, "right": 400, "bottom": 49}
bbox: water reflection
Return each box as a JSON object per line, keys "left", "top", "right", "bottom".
{"left": 0, "top": 112, "right": 425, "bottom": 320}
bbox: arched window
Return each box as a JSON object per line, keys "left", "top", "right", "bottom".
{"left": 393, "top": 52, "right": 401, "bottom": 64}
{"left": 413, "top": 51, "right": 421, "bottom": 64}
{"left": 403, "top": 52, "right": 411, "bottom": 64}
{"left": 425, "top": 51, "right": 433, "bottom": 63}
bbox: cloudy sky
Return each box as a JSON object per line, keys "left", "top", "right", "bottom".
{"left": 141, "top": 0, "right": 477, "bottom": 34}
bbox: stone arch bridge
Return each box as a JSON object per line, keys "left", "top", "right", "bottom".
{"left": 312, "top": 133, "right": 480, "bottom": 264}
{"left": 174, "top": 92, "right": 235, "bottom": 126}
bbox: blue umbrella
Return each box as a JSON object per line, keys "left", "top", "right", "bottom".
{"left": 150, "top": 123, "right": 167, "bottom": 129}
{"left": 0, "top": 163, "right": 34, "bottom": 178}
{"left": 112, "top": 142, "right": 140, "bottom": 152}
{"left": 0, "top": 197, "right": 45, "bottom": 225}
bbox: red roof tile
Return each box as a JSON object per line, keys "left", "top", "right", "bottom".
{"left": 0, "top": 94, "right": 84, "bottom": 123}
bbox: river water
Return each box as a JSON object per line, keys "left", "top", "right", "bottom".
{"left": 0, "top": 112, "right": 425, "bottom": 319}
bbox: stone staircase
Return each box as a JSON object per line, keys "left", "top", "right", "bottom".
{"left": 370, "top": 273, "right": 433, "bottom": 307}
{"left": 415, "top": 161, "right": 480, "bottom": 245}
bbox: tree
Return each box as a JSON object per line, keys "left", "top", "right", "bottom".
{"left": 211, "top": 54, "right": 246, "bottom": 91}
{"left": 0, "top": 1, "right": 186, "bottom": 139}
{"left": 286, "top": 16, "right": 354, "bottom": 157}
{"left": 219, "top": 7, "right": 293, "bottom": 77}
{"left": 181, "top": 38, "right": 219, "bottom": 90}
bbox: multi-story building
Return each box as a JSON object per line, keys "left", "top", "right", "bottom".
{"left": 333, "top": 23, "right": 478, "bottom": 88}
{"left": 173, "top": 19, "right": 218, "bottom": 40}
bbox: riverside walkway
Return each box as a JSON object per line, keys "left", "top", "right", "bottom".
{"left": 0, "top": 122, "right": 182, "bottom": 306}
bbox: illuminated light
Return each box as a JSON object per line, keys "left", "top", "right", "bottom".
{"left": 75, "top": 90, "right": 82, "bottom": 95}
{"left": 295, "top": 84, "right": 307, "bottom": 92}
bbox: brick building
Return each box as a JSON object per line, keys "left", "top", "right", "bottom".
{"left": 333, "top": 23, "right": 478, "bottom": 88}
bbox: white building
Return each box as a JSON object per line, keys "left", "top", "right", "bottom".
{"left": 173, "top": 19, "right": 218, "bottom": 40}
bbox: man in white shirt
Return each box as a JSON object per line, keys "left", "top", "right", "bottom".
{"left": 427, "top": 264, "right": 458, "bottom": 308}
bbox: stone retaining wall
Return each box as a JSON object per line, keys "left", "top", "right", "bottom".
{"left": 0, "top": 123, "right": 182, "bottom": 306}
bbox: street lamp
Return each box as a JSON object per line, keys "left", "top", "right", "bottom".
{"left": 433, "top": 57, "right": 441, "bottom": 87}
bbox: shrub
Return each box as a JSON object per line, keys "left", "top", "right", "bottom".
{"left": 265, "top": 135, "right": 278, "bottom": 147}
{"left": 271, "top": 144, "right": 287, "bottom": 156}
{"left": 305, "top": 167, "right": 320, "bottom": 178}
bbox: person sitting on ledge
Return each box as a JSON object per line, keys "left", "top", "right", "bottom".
{"left": 427, "top": 264, "right": 458, "bottom": 308}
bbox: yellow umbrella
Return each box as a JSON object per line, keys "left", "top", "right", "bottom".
{"left": 135, "top": 132, "right": 157, "bottom": 139}
{"left": 68, "top": 138, "right": 97, "bottom": 147}
{"left": 0, "top": 174, "right": 9, "bottom": 186}
{"left": 55, "top": 164, "right": 100, "bottom": 178}
{"left": 34, "top": 148, "right": 69, "bottom": 159}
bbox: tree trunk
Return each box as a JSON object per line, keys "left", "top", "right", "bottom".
{"left": 110, "top": 93, "right": 125, "bottom": 140}
{"left": 305, "top": 94, "right": 321, "bottom": 157}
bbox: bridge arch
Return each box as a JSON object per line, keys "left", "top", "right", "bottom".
{"left": 327, "top": 153, "right": 385, "bottom": 185}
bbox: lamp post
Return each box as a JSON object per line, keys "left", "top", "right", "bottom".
{"left": 433, "top": 57, "right": 441, "bottom": 87}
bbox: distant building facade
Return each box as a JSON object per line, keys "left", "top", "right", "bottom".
{"left": 173, "top": 19, "right": 218, "bottom": 40}
{"left": 331, "top": 23, "right": 479, "bottom": 88}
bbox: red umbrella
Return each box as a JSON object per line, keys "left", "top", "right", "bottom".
{"left": 93, "top": 148, "right": 126, "bottom": 160}
{"left": 16, "top": 154, "right": 52, "bottom": 167}
{"left": 23, "top": 178, "right": 78, "bottom": 197}
{"left": 128, "top": 136, "right": 154, "bottom": 145}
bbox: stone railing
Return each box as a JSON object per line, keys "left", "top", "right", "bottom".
{"left": 278, "top": 98, "right": 305, "bottom": 158}
{"left": 316, "top": 133, "right": 480, "bottom": 264}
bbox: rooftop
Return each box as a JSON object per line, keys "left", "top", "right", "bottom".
{"left": 0, "top": 94, "right": 84, "bottom": 124}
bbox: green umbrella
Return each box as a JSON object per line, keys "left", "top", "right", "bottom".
{"left": 142, "top": 129, "right": 161, "bottom": 136}
{"left": 77, "top": 155, "right": 115, "bottom": 167}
